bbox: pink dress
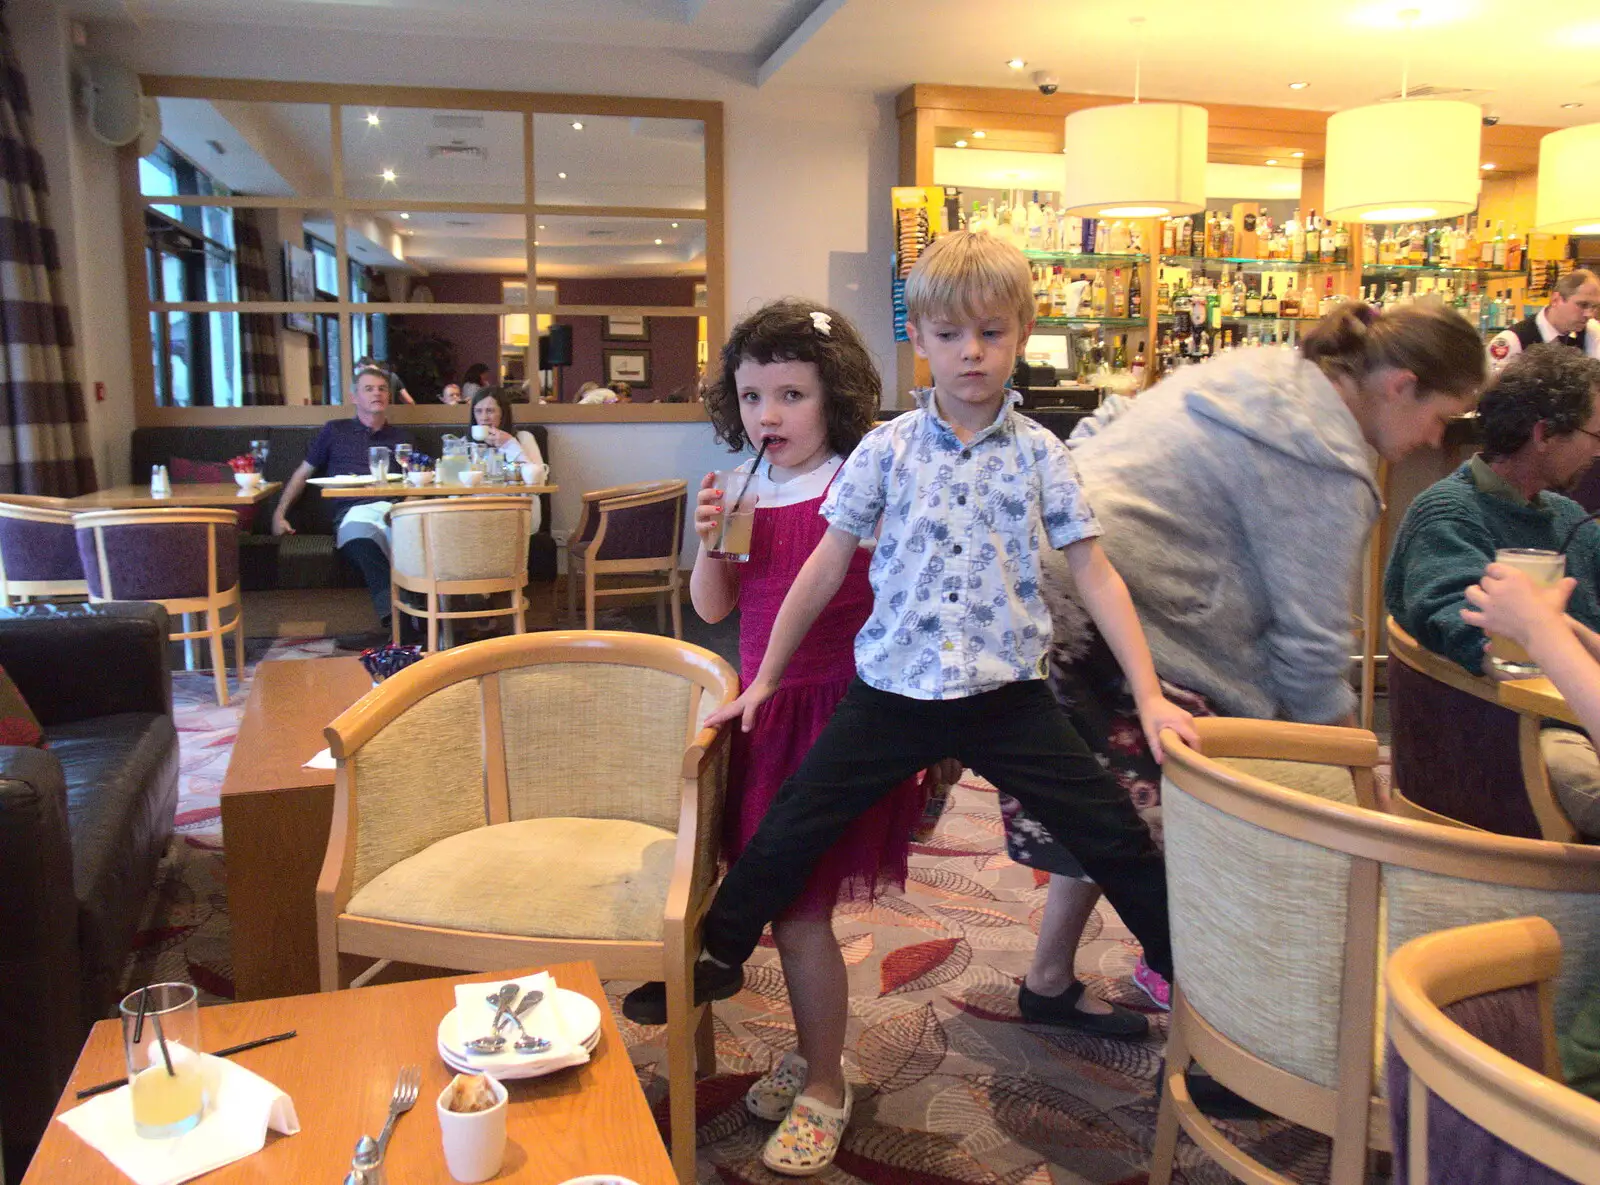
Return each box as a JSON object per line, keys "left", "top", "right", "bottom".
{"left": 724, "top": 456, "right": 928, "bottom": 919}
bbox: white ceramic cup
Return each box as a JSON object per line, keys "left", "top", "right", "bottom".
{"left": 234, "top": 471, "right": 263, "bottom": 490}
{"left": 470, "top": 425, "right": 490, "bottom": 442}
{"left": 437, "top": 1075, "right": 508, "bottom": 1183}
{"left": 405, "top": 469, "right": 433, "bottom": 487}
{"left": 519, "top": 462, "right": 548, "bottom": 485}
{"left": 460, "top": 470, "right": 485, "bottom": 487}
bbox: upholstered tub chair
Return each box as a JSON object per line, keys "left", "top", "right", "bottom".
{"left": 390, "top": 497, "right": 532, "bottom": 651}
{"left": 0, "top": 497, "right": 87, "bottom": 606}
{"left": 564, "top": 480, "right": 687, "bottom": 637}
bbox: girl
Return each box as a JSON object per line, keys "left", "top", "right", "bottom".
{"left": 626, "top": 299, "right": 931, "bottom": 1174}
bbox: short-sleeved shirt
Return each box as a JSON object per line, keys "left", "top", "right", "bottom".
{"left": 821, "top": 389, "right": 1102, "bottom": 701}
{"left": 305, "top": 417, "right": 412, "bottom": 511}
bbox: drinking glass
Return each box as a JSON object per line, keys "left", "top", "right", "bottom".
{"left": 1486, "top": 548, "right": 1566, "bottom": 678}
{"left": 369, "top": 446, "right": 392, "bottom": 484}
{"left": 120, "top": 983, "right": 206, "bottom": 1138}
{"left": 707, "top": 468, "right": 758, "bottom": 562}
{"left": 248, "top": 439, "right": 270, "bottom": 471}
{"left": 394, "top": 443, "right": 414, "bottom": 473}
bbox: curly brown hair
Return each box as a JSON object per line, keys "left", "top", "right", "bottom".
{"left": 702, "top": 299, "right": 881, "bottom": 456}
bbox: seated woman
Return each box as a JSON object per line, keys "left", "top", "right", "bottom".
{"left": 469, "top": 387, "right": 544, "bottom": 531}
{"left": 461, "top": 362, "right": 493, "bottom": 402}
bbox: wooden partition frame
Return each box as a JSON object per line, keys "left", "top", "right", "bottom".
{"left": 123, "top": 77, "right": 724, "bottom": 426}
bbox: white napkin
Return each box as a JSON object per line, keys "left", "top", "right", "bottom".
{"left": 58, "top": 1053, "right": 300, "bottom": 1185}
{"left": 447, "top": 972, "right": 590, "bottom": 1075}
{"left": 302, "top": 747, "right": 336, "bottom": 771}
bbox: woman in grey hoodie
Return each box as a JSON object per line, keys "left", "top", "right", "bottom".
{"left": 1004, "top": 302, "right": 1487, "bottom": 1036}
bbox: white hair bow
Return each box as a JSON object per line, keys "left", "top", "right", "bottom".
{"left": 811, "top": 311, "right": 832, "bottom": 336}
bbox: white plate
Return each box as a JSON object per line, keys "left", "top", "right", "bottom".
{"left": 307, "top": 473, "right": 404, "bottom": 487}
{"left": 436, "top": 987, "right": 602, "bottom": 1079}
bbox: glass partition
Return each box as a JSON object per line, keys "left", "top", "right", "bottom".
{"left": 532, "top": 113, "right": 705, "bottom": 210}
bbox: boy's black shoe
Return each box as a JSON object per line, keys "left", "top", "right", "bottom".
{"left": 620, "top": 960, "right": 744, "bottom": 1025}
{"left": 1018, "top": 981, "right": 1150, "bottom": 1039}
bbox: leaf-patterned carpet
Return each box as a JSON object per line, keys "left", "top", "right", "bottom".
{"left": 128, "top": 640, "right": 1333, "bottom": 1184}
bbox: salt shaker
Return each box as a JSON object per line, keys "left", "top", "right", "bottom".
{"left": 348, "top": 1135, "right": 384, "bottom": 1185}
{"left": 150, "top": 464, "right": 171, "bottom": 496}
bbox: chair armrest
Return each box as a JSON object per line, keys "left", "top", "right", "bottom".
{"left": 1185, "top": 717, "right": 1381, "bottom": 770}
{"left": 663, "top": 724, "right": 732, "bottom": 933}
{"left": 0, "top": 603, "right": 173, "bottom": 725}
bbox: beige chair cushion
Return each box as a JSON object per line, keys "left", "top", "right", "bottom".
{"left": 1217, "top": 757, "right": 1358, "bottom": 805}
{"left": 345, "top": 816, "right": 676, "bottom": 941}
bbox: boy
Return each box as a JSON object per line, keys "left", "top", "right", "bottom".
{"left": 626, "top": 231, "right": 1191, "bottom": 1048}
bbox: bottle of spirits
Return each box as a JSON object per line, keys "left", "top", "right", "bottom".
{"left": 1110, "top": 268, "right": 1127, "bottom": 317}
{"left": 1305, "top": 212, "right": 1321, "bottom": 263}
{"left": 1218, "top": 266, "right": 1234, "bottom": 315}
{"left": 1220, "top": 216, "right": 1236, "bottom": 258}
{"left": 1090, "top": 270, "right": 1108, "bottom": 316}
{"left": 1319, "top": 276, "right": 1336, "bottom": 317}
{"left": 1480, "top": 221, "right": 1496, "bottom": 266}
{"left": 1112, "top": 334, "right": 1129, "bottom": 372}
{"left": 1129, "top": 266, "right": 1143, "bottom": 317}
{"left": 1507, "top": 224, "right": 1524, "bottom": 272}
{"left": 1334, "top": 220, "right": 1350, "bottom": 265}
{"left": 1379, "top": 226, "right": 1398, "bottom": 265}
{"left": 1280, "top": 279, "right": 1300, "bottom": 319}
{"left": 1262, "top": 277, "right": 1280, "bottom": 317}
{"left": 1245, "top": 278, "right": 1263, "bottom": 316}
{"left": 1131, "top": 342, "right": 1146, "bottom": 387}
{"left": 1492, "top": 221, "right": 1508, "bottom": 269}
{"left": 1179, "top": 215, "right": 1194, "bottom": 257}
{"left": 1232, "top": 269, "right": 1247, "bottom": 315}
{"left": 1161, "top": 218, "right": 1177, "bottom": 255}
{"left": 1321, "top": 219, "right": 1338, "bottom": 265}
{"left": 1288, "top": 208, "right": 1305, "bottom": 262}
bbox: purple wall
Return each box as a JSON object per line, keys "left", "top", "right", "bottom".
{"left": 555, "top": 277, "right": 700, "bottom": 402}
{"left": 393, "top": 272, "right": 502, "bottom": 387}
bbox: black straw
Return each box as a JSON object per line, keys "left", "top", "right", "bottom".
{"left": 80, "top": 1030, "right": 298, "bottom": 1099}
{"left": 132, "top": 987, "right": 149, "bottom": 1045}
{"left": 726, "top": 439, "right": 768, "bottom": 526}
{"left": 149, "top": 1009, "right": 176, "bottom": 1077}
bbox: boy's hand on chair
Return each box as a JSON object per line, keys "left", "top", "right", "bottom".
{"left": 1137, "top": 693, "right": 1198, "bottom": 764}
{"left": 706, "top": 679, "right": 777, "bottom": 733}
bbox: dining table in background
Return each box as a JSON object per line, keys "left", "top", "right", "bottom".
{"left": 23, "top": 961, "right": 676, "bottom": 1185}
{"left": 65, "top": 482, "right": 283, "bottom": 510}
{"left": 317, "top": 481, "right": 558, "bottom": 499}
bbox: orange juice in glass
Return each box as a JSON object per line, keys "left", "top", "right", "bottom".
{"left": 1486, "top": 548, "right": 1566, "bottom": 678}
{"left": 708, "top": 468, "right": 757, "bottom": 562}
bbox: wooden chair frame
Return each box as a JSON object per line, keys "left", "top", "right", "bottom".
{"left": 73, "top": 507, "right": 243, "bottom": 706}
{"left": 564, "top": 480, "right": 686, "bottom": 638}
{"left": 1387, "top": 916, "right": 1600, "bottom": 1182}
{"left": 1149, "top": 717, "right": 1600, "bottom": 1185}
{"left": 1387, "top": 619, "right": 1580, "bottom": 842}
{"left": 316, "top": 629, "right": 738, "bottom": 1185}
{"left": 0, "top": 499, "right": 88, "bottom": 606}
{"left": 389, "top": 497, "right": 532, "bottom": 652}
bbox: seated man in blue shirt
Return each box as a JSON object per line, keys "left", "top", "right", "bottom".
{"left": 1386, "top": 344, "right": 1600, "bottom": 837}
{"left": 272, "top": 367, "right": 414, "bottom": 650}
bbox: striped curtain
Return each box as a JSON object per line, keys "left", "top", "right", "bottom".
{"left": 233, "top": 210, "right": 283, "bottom": 404}
{"left": 0, "top": 12, "right": 96, "bottom": 495}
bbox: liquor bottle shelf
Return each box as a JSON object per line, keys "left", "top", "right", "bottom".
{"left": 1156, "top": 313, "right": 1316, "bottom": 325}
{"left": 1362, "top": 264, "right": 1525, "bottom": 280}
{"left": 1159, "top": 255, "right": 1344, "bottom": 271}
{"left": 1023, "top": 251, "right": 1150, "bottom": 266}
{"left": 1035, "top": 316, "right": 1147, "bottom": 328}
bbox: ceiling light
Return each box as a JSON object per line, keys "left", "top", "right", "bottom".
{"left": 571, "top": 121, "right": 584, "bottom": 130}
{"left": 1007, "top": 58, "right": 1026, "bottom": 70}
{"left": 537, "top": 223, "right": 545, "bottom": 230}
{"left": 1265, "top": 159, "right": 1278, "bottom": 165}
{"left": 557, "top": 171, "right": 567, "bottom": 179}
{"left": 1536, "top": 122, "right": 1600, "bottom": 232}
{"left": 954, "top": 139, "right": 968, "bottom": 148}
{"left": 1325, "top": 99, "right": 1481, "bottom": 221}
{"left": 972, "top": 130, "right": 987, "bottom": 139}
{"left": 654, "top": 238, "right": 663, "bottom": 245}
{"left": 1288, "top": 81, "right": 1310, "bottom": 90}
{"left": 1562, "top": 102, "right": 1584, "bottom": 110}
{"left": 365, "top": 111, "right": 380, "bottom": 126}
{"left": 380, "top": 168, "right": 396, "bottom": 183}
{"left": 1481, "top": 162, "right": 1495, "bottom": 170}
{"left": 399, "top": 212, "right": 410, "bottom": 220}
{"left": 1291, "top": 150, "right": 1306, "bottom": 158}
{"left": 670, "top": 222, "right": 679, "bottom": 228}
{"left": 533, "top": 240, "right": 539, "bottom": 246}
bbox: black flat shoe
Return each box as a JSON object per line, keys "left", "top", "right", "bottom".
{"left": 621, "top": 959, "right": 744, "bottom": 1025}
{"left": 1170, "top": 1064, "right": 1270, "bottom": 1120}
{"left": 1018, "top": 981, "right": 1151, "bottom": 1040}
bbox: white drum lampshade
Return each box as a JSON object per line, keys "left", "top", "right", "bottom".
{"left": 1060, "top": 102, "right": 1207, "bottom": 218}
{"left": 1535, "top": 123, "right": 1600, "bottom": 234}
{"left": 1324, "top": 99, "right": 1482, "bottom": 223}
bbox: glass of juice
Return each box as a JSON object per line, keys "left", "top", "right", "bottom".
{"left": 1486, "top": 548, "right": 1566, "bottom": 678}
{"left": 120, "top": 983, "right": 207, "bottom": 1138}
{"left": 708, "top": 468, "right": 758, "bottom": 563}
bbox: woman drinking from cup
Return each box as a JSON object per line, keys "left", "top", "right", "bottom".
{"left": 469, "top": 390, "right": 546, "bottom": 500}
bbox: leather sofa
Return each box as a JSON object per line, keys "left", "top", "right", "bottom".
{"left": 131, "top": 424, "right": 557, "bottom": 589}
{"left": 0, "top": 602, "right": 179, "bottom": 1179}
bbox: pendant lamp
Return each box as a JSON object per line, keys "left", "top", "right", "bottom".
{"left": 1058, "top": 16, "right": 1207, "bottom": 219}
{"left": 1323, "top": 10, "right": 1481, "bottom": 223}
{"left": 1534, "top": 123, "right": 1600, "bottom": 234}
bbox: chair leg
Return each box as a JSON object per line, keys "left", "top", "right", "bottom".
{"left": 207, "top": 608, "right": 228, "bottom": 706}
{"left": 664, "top": 959, "right": 699, "bottom": 1185}
{"left": 656, "top": 591, "right": 667, "bottom": 635}
{"left": 513, "top": 592, "right": 526, "bottom": 635}
{"left": 671, "top": 571, "right": 684, "bottom": 640}
{"left": 695, "top": 1004, "right": 716, "bottom": 1077}
{"left": 1147, "top": 989, "right": 1191, "bottom": 1185}
{"left": 585, "top": 571, "right": 597, "bottom": 631}
{"left": 566, "top": 558, "right": 578, "bottom": 622}
{"left": 233, "top": 604, "right": 246, "bottom": 681}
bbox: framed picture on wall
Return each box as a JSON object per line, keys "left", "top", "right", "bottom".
{"left": 283, "top": 243, "right": 315, "bottom": 334}
{"left": 603, "top": 313, "right": 649, "bottom": 341}
{"left": 605, "top": 349, "right": 651, "bottom": 387}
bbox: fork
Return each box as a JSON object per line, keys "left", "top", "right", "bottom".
{"left": 376, "top": 1064, "right": 421, "bottom": 1159}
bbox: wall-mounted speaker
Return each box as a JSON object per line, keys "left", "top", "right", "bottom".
{"left": 539, "top": 325, "right": 573, "bottom": 369}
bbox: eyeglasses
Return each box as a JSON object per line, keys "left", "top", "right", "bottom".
{"left": 1576, "top": 426, "right": 1600, "bottom": 445}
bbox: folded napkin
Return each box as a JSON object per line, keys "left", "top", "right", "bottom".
{"left": 59, "top": 1052, "right": 300, "bottom": 1185}
{"left": 302, "top": 748, "right": 336, "bottom": 771}
{"left": 447, "top": 972, "right": 590, "bottom": 1075}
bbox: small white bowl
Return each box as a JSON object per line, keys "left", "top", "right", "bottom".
{"left": 459, "top": 470, "right": 485, "bottom": 487}
{"left": 234, "top": 471, "right": 263, "bottom": 490}
{"left": 405, "top": 469, "right": 435, "bottom": 487}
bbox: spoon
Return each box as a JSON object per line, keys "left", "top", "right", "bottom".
{"left": 465, "top": 984, "right": 519, "bottom": 1055}
{"left": 484, "top": 988, "right": 550, "bottom": 1054}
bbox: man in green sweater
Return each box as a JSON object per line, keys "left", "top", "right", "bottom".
{"left": 1387, "top": 343, "right": 1600, "bottom": 838}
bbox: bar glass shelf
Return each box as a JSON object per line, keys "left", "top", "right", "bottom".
{"left": 1035, "top": 316, "right": 1146, "bottom": 328}
{"left": 1024, "top": 252, "right": 1149, "bottom": 266}
{"left": 1362, "top": 264, "right": 1525, "bottom": 280}
{"left": 1157, "top": 313, "right": 1316, "bottom": 325}
{"left": 1161, "top": 255, "right": 1345, "bottom": 271}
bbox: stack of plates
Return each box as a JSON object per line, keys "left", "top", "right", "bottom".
{"left": 436, "top": 988, "right": 601, "bottom": 1080}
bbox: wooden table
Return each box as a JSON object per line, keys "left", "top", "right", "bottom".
{"left": 24, "top": 961, "right": 675, "bottom": 1185}
{"left": 318, "top": 481, "right": 557, "bottom": 499}
{"left": 1500, "top": 676, "right": 1582, "bottom": 727}
{"left": 66, "top": 482, "right": 283, "bottom": 509}
{"left": 221, "top": 657, "right": 374, "bottom": 1001}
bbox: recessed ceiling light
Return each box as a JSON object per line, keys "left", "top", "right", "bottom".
{"left": 972, "top": 130, "right": 987, "bottom": 139}
{"left": 654, "top": 238, "right": 663, "bottom": 245}
{"left": 954, "top": 139, "right": 968, "bottom": 148}
{"left": 1291, "top": 150, "right": 1306, "bottom": 158}
{"left": 533, "top": 239, "right": 539, "bottom": 246}
{"left": 571, "top": 121, "right": 584, "bottom": 131}
{"left": 1481, "top": 162, "right": 1496, "bottom": 170}
{"left": 1288, "top": 81, "right": 1310, "bottom": 90}
{"left": 1562, "top": 102, "right": 1584, "bottom": 109}
{"left": 399, "top": 212, "right": 410, "bottom": 220}
{"left": 537, "top": 223, "right": 545, "bottom": 230}
{"left": 1265, "top": 159, "right": 1278, "bottom": 165}
{"left": 557, "top": 171, "right": 567, "bottom": 179}
{"left": 1007, "top": 58, "right": 1026, "bottom": 70}
{"left": 380, "top": 168, "right": 396, "bottom": 183}
{"left": 365, "top": 111, "right": 380, "bottom": 127}
{"left": 671, "top": 222, "right": 679, "bottom": 228}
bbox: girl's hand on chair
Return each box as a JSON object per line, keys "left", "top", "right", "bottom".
{"left": 1138, "top": 693, "right": 1198, "bottom": 764}
{"left": 694, "top": 471, "right": 724, "bottom": 551}
{"left": 706, "top": 679, "right": 776, "bottom": 733}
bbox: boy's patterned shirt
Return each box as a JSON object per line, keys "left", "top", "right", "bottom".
{"left": 821, "top": 388, "right": 1102, "bottom": 700}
